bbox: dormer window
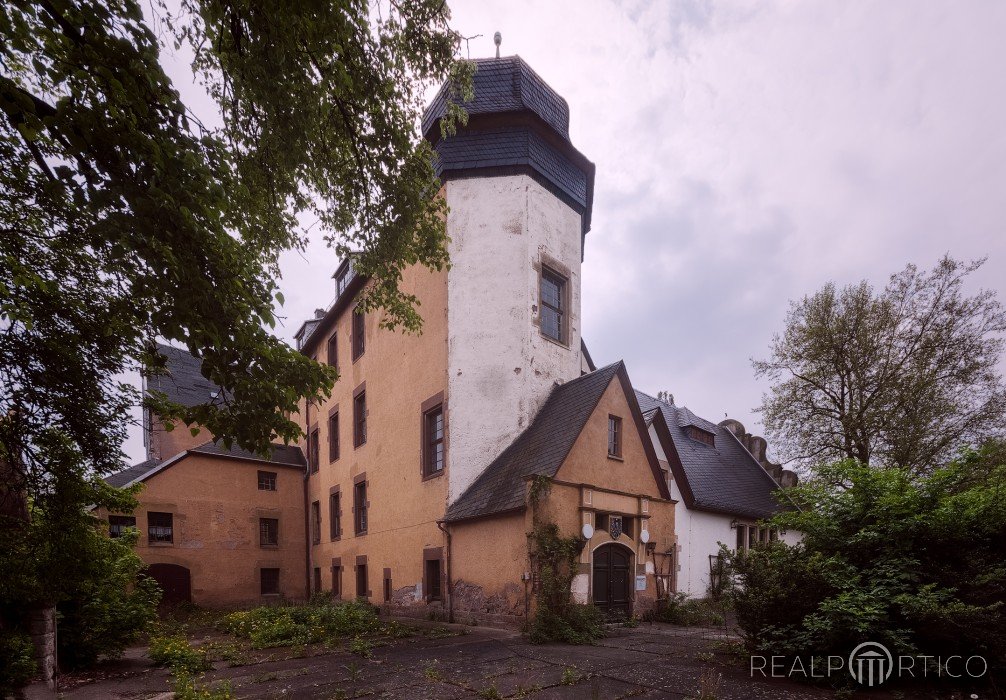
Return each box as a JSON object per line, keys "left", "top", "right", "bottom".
{"left": 336, "top": 259, "right": 355, "bottom": 298}
{"left": 687, "top": 425, "right": 715, "bottom": 447}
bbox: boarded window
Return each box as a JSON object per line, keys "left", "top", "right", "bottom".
{"left": 261, "top": 568, "right": 280, "bottom": 595}
{"left": 540, "top": 267, "right": 567, "bottom": 344}
{"left": 147, "top": 512, "right": 173, "bottom": 544}
{"left": 257, "top": 471, "right": 277, "bottom": 491}
{"left": 259, "top": 518, "right": 279, "bottom": 547}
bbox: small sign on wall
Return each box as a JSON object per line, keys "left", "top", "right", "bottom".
{"left": 635, "top": 575, "right": 647, "bottom": 591}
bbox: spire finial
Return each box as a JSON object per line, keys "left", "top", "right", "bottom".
{"left": 494, "top": 31, "right": 502, "bottom": 58}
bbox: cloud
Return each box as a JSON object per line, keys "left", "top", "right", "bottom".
{"left": 122, "top": 0, "right": 1006, "bottom": 464}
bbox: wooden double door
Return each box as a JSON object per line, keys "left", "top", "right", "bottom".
{"left": 592, "top": 543, "right": 631, "bottom": 618}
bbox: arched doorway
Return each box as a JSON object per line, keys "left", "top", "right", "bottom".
{"left": 592, "top": 543, "right": 631, "bottom": 618}
{"left": 148, "top": 563, "right": 192, "bottom": 605}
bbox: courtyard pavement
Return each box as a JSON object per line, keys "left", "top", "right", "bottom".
{"left": 25, "top": 620, "right": 945, "bottom": 699}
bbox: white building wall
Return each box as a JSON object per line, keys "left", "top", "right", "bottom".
{"left": 445, "top": 174, "right": 584, "bottom": 503}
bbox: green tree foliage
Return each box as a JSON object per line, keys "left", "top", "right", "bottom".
{"left": 728, "top": 452, "right": 1006, "bottom": 677}
{"left": 754, "top": 257, "right": 1006, "bottom": 472}
{"left": 0, "top": 0, "right": 471, "bottom": 497}
{"left": 0, "top": 481, "right": 160, "bottom": 669}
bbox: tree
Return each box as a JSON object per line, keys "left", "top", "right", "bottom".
{"left": 754, "top": 256, "right": 1006, "bottom": 472}
{"left": 1, "top": 0, "right": 469, "bottom": 507}
{"left": 728, "top": 453, "right": 1006, "bottom": 682}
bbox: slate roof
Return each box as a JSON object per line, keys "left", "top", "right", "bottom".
{"left": 445, "top": 363, "right": 624, "bottom": 522}
{"left": 145, "top": 343, "right": 223, "bottom": 408}
{"left": 635, "top": 391, "right": 788, "bottom": 520}
{"left": 422, "top": 56, "right": 571, "bottom": 141}
{"left": 103, "top": 441, "right": 306, "bottom": 489}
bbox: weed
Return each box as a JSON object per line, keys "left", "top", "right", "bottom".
{"left": 148, "top": 635, "right": 210, "bottom": 674}
{"left": 348, "top": 636, "right": 373, "bottom": 658}
{"left": 344, "top": 661, "right": 362, "bottom": 682}
{"left": 692, "top": 668, "right": 721, "bottom": 700}
{"left": 561, "top": 667, "right": 580, "bottom": 685}
{"left": 476, "top": 683, "right": 502, "bottom": 699}
{"left": 172, "top": 671, "right": 233, "bottom": 700}
{"left": 423, "top": 660, "right": 442, "bottom": 681}
{"left": 222, "top": 599, "right": 379, "bottom": 649}
{"left": 696, "top": 651, "right": 715, "bottom": 663}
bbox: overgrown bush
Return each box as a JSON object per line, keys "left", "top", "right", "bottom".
{"left": 526, "top": 511, "right": 605, "bottom": 645}
{"left": 728, "top": 452, "right": 1006, "bottom": 680}
{"left": 148, "top": 634, "right": 210, "bottom": 674}
{"left": 0, "top": 629, "right": 37, "bottom": 696}
{"left": 173, "top": 671, "right": 234, "bottom": 700}
{"left": 648, "top": 593, "right": 725, "bottom": 627}
{"left": 222, "top": 599, "right": 379, "bottom": 649}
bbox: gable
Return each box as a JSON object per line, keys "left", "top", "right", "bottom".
{"left": 556, "top": 374, "right": 669, "bottom": 500}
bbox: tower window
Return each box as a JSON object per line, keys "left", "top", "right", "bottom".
{"left": 608, "top": 415, "right": 623, "bottom": 458}
{"left": 423, "top": 405, "right": 445, "bottom": 477}
{"left": 540, "top": 267, "right": 568, "bottom": 344}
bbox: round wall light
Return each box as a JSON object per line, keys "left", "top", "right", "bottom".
{"left": 581, "top": 523, "right": 594, "bottom": 540}
{"left": 640, "top": 529, "right": 650, "bottom": 544}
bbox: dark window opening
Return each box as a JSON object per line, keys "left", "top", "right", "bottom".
{"left": 329, "top": 412, "right": 340, "bottom": 462}
{"left": 259, "top": 518, "right": 279, "bottom": 547}
{"left": 687, "top": 425, "right": 715, "bottom": 446}
{"left": 352, "top": 309, "right": 365, "bottom": 360}
{"left": 330, "top": 492, "right": 341, "bottom": 540}
{"left": 384, "top": 573, "right": 392, "bottom": 603}
{"left": 425, "top": 558, "right": 442, "bottom": 601}
{"left": 540, "top": 267, "right": 567, "bottom": 344}
{"left": 354, "top": 392, "right": 367, "bottom": 447}
{"left": 332, "top": 565, "right": 342, "bottom": 597}
{"left": 148, "top": 512, "right": 173, "bottom": 544}
{"left": 354, "top": 482, "right": 368, "bottom": 534}
{"left": 423, "top": 405, "right": 445, "bottom": 476}
{"left": 258, "top": 470, "right": 277, "bottom": 491}
{"left": 308, "top": 427, "right": 320, "bottom": 473}
{"left": 356, "top": 564, "right": 368, "bottom": 599}
{"left": 311, "top": 501, "right": 321, "bottom": 544}
{"left": 108, "top": 515, "right": 135, "bottom": 538}
{"left": 608, "top": 415, "right": 623, "bottom": 457}
{"left": 313, "top": 567, "right": 322, "bottom": 593}
{"left": 261, "top": 568, "right": 280, "bottom": 595}
{"left": 327, "top": 333, "right": 338, "bottom": 369}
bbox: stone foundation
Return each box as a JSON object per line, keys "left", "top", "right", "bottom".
{"left": 28, "top": 606, "right": 56, "bottom": 690}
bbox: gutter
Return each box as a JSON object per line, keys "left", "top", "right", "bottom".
{"left": 436, "top": 520, "right": 453, "bottom": 624}
{"left": 303, "top": 397, "right": 313, "bottom": 599}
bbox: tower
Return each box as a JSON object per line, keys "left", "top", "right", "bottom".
{"left": 422, "top": 56, "right": 596, "bottom": 502}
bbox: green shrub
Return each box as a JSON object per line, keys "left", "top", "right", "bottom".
{"left": 729, "top": 453, "right": 1006, "bottom": 681}
{"left": 173, "top": 671, "right": 234, "bottom": 700}
{"left": 0, "top": 630, "right": 38, "bottom": 696}
{"left": 222, "top": 599, "right": 379, "bottom": 649}
{"left": 528, "top": 603, "right": 604, "bottom": 645}
{"left": 649, "top": 593, "right": 725, "bottom": 627}
{"left": 148, "top": 635, "right": 210, "bottom": 674}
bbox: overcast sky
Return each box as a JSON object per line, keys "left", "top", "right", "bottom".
{"left": 124, "top": 0, "right": 1006, "bottom": 464}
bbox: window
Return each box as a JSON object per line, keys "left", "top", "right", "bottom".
{"left": 327, "top": 333, "right": 338, "bottom": 369}
{"left": 314, "top": 567, "right": 322, "bottom": 593}
{"left": 384, "top": 570, "right": 392, "bottom": 603}
{"left": 608, "top": 415, "right": 623, "bottom": 458}
{"left": 259, "top": 518, "right": 279, "bottom": 547}
{"left": 354, "top": 481, "right": 368, "bottom": 534}
{"left": 148, "top": 512, "right": 173, "bottom": 544}
{"left": 332, "top": 564, "right": 342, "bottom": 597}
{"left": 425, "top": 559, "right": 442, "bottom": 601}
{"left": 261, "top": 568, "right": 280, "bottom": 595}
{"left": 540, "top": 267, "right": 567, "bottom": 344}
{"left": 308, "top": 427, "right": 320, "bottom": 473}
{"left": 330, "top": 492, "right": 341, "bottom": 540}
{"left": 108, "top": 515, "right": 135, "bottom": 538}
{"left": 258, "top": 471, "right": 277, "bottom": 491}
{"left": 423, "top": 405, "right": 445, "bottom": 477}
{"left": 736, "top": 524, "right": 747, "bottom": 552}
{"left": 356, "top": 563, "right": 368, "bottom": 599}
{"left": 687, "top": 426, "right": 715, "bottom": 446}
{"left": 329, "top": 412, "right": 340, "bottom": 462}
{"left": 352, "top": 309, "right": 365, "bottom": 360}
{"left": 311, "top": 501, "right": 321, "bottom": 544}
{"left": 336, "top": 260, "right": 355, "bottom": 298}
{"left": 353, "top": 391, "right": 367, "bottom": 447}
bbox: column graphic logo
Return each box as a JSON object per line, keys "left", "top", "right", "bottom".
{"left": 849, "top": 642, "right": 894, "bottom": 686}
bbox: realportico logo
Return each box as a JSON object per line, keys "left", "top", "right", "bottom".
{"left": 750, "top": 641, "right": 988, "bottom": 687}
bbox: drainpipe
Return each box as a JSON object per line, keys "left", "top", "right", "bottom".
{"left": 303, "top": 397, "right": 313, "bottom": 600}
{"left": 436, "top": 520, "right": 453, "bottom": 624}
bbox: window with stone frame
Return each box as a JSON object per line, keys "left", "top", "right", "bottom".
{"left": 423, "top": 404, "right": 445, "bottom": 477}
{"left": 540, "top": 266, "right": 568, "bottom": 344}
{"left": 260, "top": 568, "right": 280, "bottom": 595}
{"left": 108, "top": 515, "right": 135, "bottom": 538}
{"left": 257, "top": 470, "right": 277, "bottom": 491}
{"left": 311, "top": 501, "right": 321, "bottom": 544}
{"left": 259, "top": 517, "right": 279, "bottom": 547}
{"left": 353, "top": 481, "right": 368, "bottom": 534}
{"left": 608, "top": 415, "right": 622, "bottom": 457}
{"left": 147, "top": 511, "right": 173, "bottom": 544}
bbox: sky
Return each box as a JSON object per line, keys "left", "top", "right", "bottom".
{"left": 123, "top": 0, "right": 1006, "bottom": 465}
